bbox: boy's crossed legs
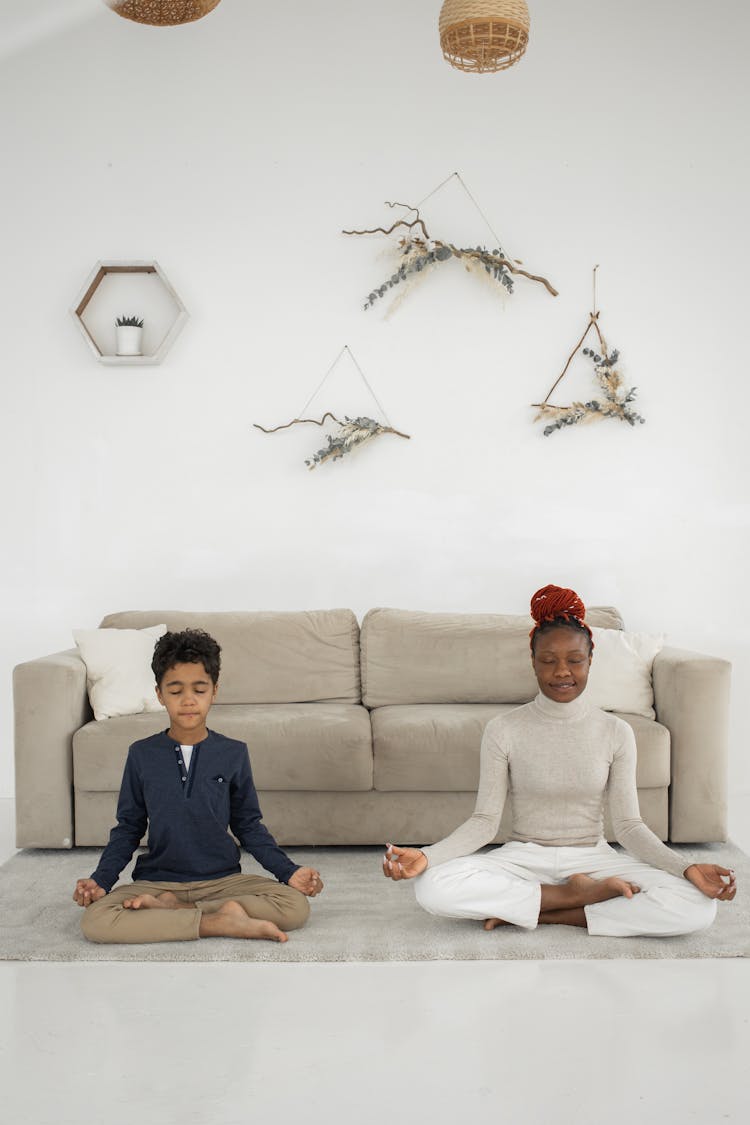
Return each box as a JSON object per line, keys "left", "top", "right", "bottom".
{"left": 82, "top": 872, "right": 309, "bottom": 944}
{"left": 123, "top": 887, "right": 289, "bottom": 942}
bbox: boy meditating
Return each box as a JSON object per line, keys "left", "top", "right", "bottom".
{"left": 73, "top": 628, "right": 323, "bottom": 943}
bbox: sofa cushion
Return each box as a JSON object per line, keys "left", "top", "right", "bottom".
{"left": 73, "top": 703, "right": 373, "bottom": 794}
{"left": 361, "top": 606, "right": 624, "bottom": 708}
{"left": 208, "top": 704, "right": 373, "bottom": 790}
{"left": 99, "top": 610, "right": 361, "bottom": 704}
{"left": 372, "top": 703, "right": 670, "bottom": 792}
{"left": 373, "top": 703, "right": 518, "bottom": 791}
{"left": 74, "top": 712, "right": 168, "bottom": 791}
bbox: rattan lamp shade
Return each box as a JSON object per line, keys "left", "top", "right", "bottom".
{"left": 439, "top": 0, "right": 530, "bottom": 73}
{"left": 105, "top": 1, "right": 222, "bottom": 25}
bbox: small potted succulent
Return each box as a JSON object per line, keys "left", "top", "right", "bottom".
{"left": 115, "top": 315, "right": 144, "bottom": 356}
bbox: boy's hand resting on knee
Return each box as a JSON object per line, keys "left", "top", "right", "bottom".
{"left": 288, "top": 866, "right": 324, "bottom": 897}
{"left": 73, "top": 878, "right": 107, "bottom": 907}
{"left": 383, "top": 844, "right": 428, "bottom": 881}
{"left": 684, "top": 864, "right": 737, "bottom": 901}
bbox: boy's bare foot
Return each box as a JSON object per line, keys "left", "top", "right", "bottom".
{"left": 483, "top": 917, "right": 510, "bottom": 930}
{"left": 123, "top": 891, "right": 181, "bottom": 911}
{"left": 198, "top": 900, "right": 288, "bottom": 942}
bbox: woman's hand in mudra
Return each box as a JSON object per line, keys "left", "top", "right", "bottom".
{"left": 382, "top": 843, "right": 428, "bottom": 881}
{"left": 684, "top": 863, "right": 737, "bottom": 901}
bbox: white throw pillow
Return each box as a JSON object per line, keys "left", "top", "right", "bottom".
{"left": 584, "top": 627, "right": 665, "bottom": 719}
{"left": 73, "top": 624, "right": 168, "bottom": 721}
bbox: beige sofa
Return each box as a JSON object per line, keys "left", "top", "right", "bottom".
{"left": 13, "top": 607, "right": 731, "bottom": 850}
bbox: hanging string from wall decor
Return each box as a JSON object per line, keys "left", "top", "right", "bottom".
{"left": 253, "top": 346, "right": 410, "bottom": 470}
{"left": 343, "top": 171, "right": 557, "bottom": 314}
{"left": 531, "top": 266, "right": 645, "bottom": 436}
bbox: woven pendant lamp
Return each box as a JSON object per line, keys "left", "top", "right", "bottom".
{"left": 439, "top": 0, "right": 530, "bottom": 73}
{"left": 105, "top": 1, "right": 222, "bottom": 26}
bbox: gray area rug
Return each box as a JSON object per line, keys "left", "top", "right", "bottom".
{"left": 0, "top": 844, "right": 747, "bottom": 962}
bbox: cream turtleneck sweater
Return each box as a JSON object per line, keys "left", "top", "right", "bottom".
{"left": 422, "top": 692, "right": 688, "bottom": 880}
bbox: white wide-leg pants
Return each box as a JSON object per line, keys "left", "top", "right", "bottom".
{"left": 414, "top": 841, "right": 716, "bottom": 937}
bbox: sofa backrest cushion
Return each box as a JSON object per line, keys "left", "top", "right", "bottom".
{"left": 360, "top": 606, "right": 624, "bottom": 708}
{"left": 99, "top": 610, "right": 361, "bottom": 704}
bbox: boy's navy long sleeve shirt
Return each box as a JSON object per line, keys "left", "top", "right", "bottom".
{"left": 90, "top": 730, "right": 299, "bottom": 892}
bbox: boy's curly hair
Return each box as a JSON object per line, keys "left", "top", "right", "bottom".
{"left": 152, "top": 629, "right": 222, "bottom": 685}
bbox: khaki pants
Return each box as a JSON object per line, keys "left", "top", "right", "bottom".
{"left": 81, "top": 873, "right": 309, "bottom": 944}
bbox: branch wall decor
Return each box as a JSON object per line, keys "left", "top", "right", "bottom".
{"left": 532, "top": 268, "right": 645, "bottom": 437}
{"left": 253, "top": 348, "right": 409, "bottom": 470}
{"left": 254, "top": 413, "right": 410, "bottom": 470}
{"left": 343, "top": 173, "right": 558, "bottom": 314}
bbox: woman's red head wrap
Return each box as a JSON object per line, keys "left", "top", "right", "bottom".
{"left": 529, "top": 584, "right": 594, "bottom": 651}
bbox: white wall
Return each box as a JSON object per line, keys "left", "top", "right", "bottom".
{"left": 1, "top": 0, "right": 748, "bottom": 799}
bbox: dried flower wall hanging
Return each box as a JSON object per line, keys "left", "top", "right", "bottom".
{"left": 253, "top": 346, "right": 410, "bottom": 470}
{"left": 343, "top": 172, "right": 558, "bottom": 314}
{"left": 532, "top": 267, "right": 645, "bottom": 437}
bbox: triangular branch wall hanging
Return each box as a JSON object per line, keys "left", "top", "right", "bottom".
{"left": 253, "top": 346, "right": 410, "bottom": 470}
{"left": 343, "top": 172, "right": 558, "bottom": 314}
{"left": 531, "top": 267, "right": 645, "bottom": 437}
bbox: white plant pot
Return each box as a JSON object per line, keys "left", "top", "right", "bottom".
{"left": 116, "top": 325, "right": 143, "bottom": 356}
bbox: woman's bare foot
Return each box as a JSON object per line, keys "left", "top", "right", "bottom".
{"left": 483, "top": 917, "right": 510, "bottom": 931}
{"left": 567, "top": 873, "right": 641, "bottom": 904}
{"left": 123, "top": 891, "right": 181, "bottom": 911}
{"left": 539, "top": 872, "right": 640, "bottom": 913}
{"left": 198, "top": 900, "right": 288, "bottom": 942}
{"left": 536, "top": 875, "right": 641, "bottom": 927}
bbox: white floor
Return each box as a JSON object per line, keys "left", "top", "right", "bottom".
{"left": 1, "top": 798, "right": 749, "bottom": 1125}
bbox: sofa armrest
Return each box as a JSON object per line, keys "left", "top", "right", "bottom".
{"left": 13, "top": 649, "right": 92, "bottom": 848}
{"left": 652, "top": 646, "right": 731, "bottom": 842}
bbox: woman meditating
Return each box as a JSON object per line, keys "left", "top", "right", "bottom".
{"left": 382, "top": 585, "right": 736, "bottom": 936}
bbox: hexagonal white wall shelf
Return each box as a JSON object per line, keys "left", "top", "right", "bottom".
{"left": 71, "top": 260, "right": 189, "bottom": 365}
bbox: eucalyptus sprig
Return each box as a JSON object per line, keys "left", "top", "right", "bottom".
{"left": 304, "top": 416, "right": 403, "bottom": 469}
{"left": 362, "top": 238, "right": 516, "bottom": 310}
{"left": 343, "top": 202, "right": 558, "bottom": 311}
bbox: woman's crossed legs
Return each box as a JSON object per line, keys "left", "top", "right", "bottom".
{"left": 414, "top": 841, "right": 716, "bottom": 937}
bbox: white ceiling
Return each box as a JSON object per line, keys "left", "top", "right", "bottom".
{"left": 0, "top": 0, "right": 104, "bottom": 57}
